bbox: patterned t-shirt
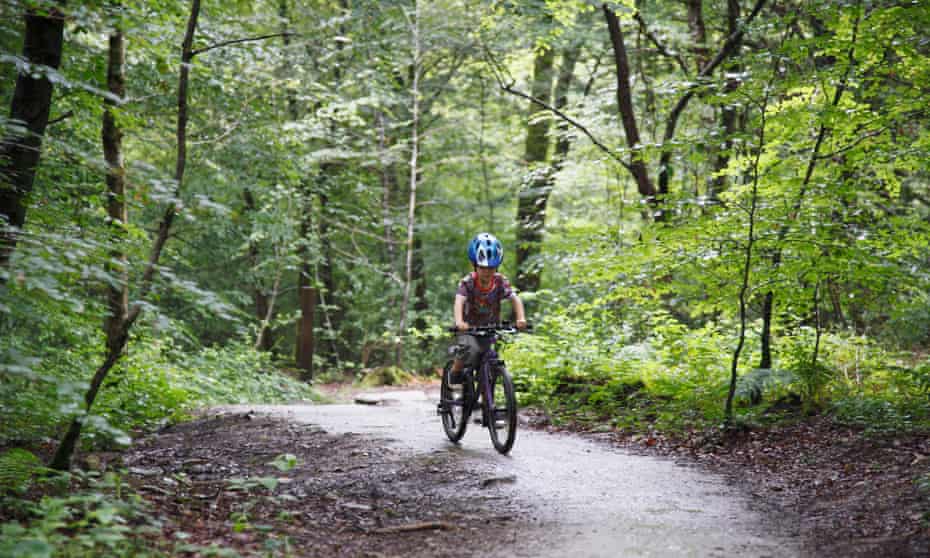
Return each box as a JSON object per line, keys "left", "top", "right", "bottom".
{"left": 456, "top": 272, "right": 514, "bottom": 326}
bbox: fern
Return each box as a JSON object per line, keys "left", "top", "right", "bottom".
{"left": 735, "top": 368, "right": 799, "bottom": 403}
{"left": 0, "top": 449, "right": 44, "bottom": 494}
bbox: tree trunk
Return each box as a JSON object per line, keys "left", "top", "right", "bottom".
{"left": 413, "top": 234, "right": 427, "bottom": 346}
{"left": 51, "top": 0, "right": 202, "bottom": 470}
{"left": 317, "top": 188, "right": 342, "bottom": 361}
{"left": 686, "top": 0, "right": 709, "bottom": 72}
{"left": 243, "top": 188, "right": 273, "bottom": 351}
{"left": 603, "top": 5, "right": 657, "bottom": 203}
{"left": 0, "top": 5, "right": 65, "bottom": 269}
{"left": 397, "top": 0, "right": 420, "bottom": 367}
{"left": 294, "top": 184, "right": 315, "bottom": 376}
{"left": 102, "top": 26, "right": 128, "bottom": 353}
{"left": 515, "top": 41, "right": 556, "bottom": 293}
{"left": 552, "top": 46, "right": 581, "bottom": 174}
{"left": 758, "top": 7, "right": 860, "bottom": 369}
{"left": 295, "top": 264, "right": 317, "bottom": 379}
{"left": 280, "top": 0, "right": 317, "bottom": 375}
{"left": 758, "top": 290, "right": 773, "bottom": 369}
{"left": 726, "top": 72, "right": 771, "bottom": 424}
{"left": 709, "top": 0, "right": 742, "bottom": 202}
{"left": 378, "top": 111, "right": 398, "bottom": 269}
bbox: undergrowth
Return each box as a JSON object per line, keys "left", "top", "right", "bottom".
{"left": 0, "top": 449, "right": 252, "bottom": 558}
{"left": 1, "top": 334, "right": 319, "bottom": 450}
{"left": 502, "top": 316, "right": 930, "bottom": 435}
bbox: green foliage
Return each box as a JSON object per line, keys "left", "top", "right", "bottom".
{"left": 268, "top": 453, "right": 298, "bottom": 473}
{"left": 0, "top": 450, "right": 45, "bottom": 496}
{"left": 1, "top": 323, "right": 318, "bottom": 450}
{"left": 502, "top": 314, "right": 733, "bottom": 431}
{"left": 0, "top": 471, "right": 162, "bottom": 558}
{"left": 0, "top": 0, "right": 928, "bottom": 510}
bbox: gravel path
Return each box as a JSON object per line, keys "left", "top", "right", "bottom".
{"left": 219, "top": 388, "right": 799, "bottom": 557}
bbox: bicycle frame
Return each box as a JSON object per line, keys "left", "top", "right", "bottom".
{"left": 439, "top": 322, "right": 524, "bottom": 453}
{"left": 462, "top": 331, "right": 504, "bottom": 427}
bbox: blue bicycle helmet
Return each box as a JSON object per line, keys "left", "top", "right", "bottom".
{"left": 467, "top": 233, "right": 503, "bottom": 268}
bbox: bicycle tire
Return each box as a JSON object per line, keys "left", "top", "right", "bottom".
{"left": 487, "top": 366, "right": 517, "bottom": 454}
{"left": 440, "top": 361, "right": 469, "bottom": 442}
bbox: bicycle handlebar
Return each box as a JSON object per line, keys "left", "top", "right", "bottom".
{"left": 447, "top": 321, "right": 533, "bottom": 335}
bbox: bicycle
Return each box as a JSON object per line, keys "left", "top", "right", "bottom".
{"left": 436, "top": 322, "right": 528, "bottom": 454}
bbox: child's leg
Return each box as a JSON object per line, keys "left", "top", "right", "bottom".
{"left": 449, "top": 335, "right": 478, "bottom": 375}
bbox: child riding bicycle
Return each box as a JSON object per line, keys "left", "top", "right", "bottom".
{"left": 449, "top": 233, "right": 527, "bottom": 381}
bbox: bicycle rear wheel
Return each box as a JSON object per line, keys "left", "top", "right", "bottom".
{"left": 487, "top": 366, "right": 517, "bottom": 454}
{"left": 440, "top": 361, "right": 469, "bottom": 442}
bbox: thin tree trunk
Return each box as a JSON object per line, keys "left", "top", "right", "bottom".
{"left": 686, "top": 0, "right": 709, "bottom": 72}
{"left": 254, "top": 271, "right": 281, "bottom": 351}
{"left": 51, "top": 0, "right": 202, "bottom": 470}
{"left": 317, "top": 190, "right": 341, "bottom": 360}
{"left": 552, "top": 46, "right": 581, "bottom": 173}
{"left": 280, "top": 0, "right": 316, "bottom": 376}
{"left": 758, "top": 291, "right": 773, "bottom": 369}
{"left": 294, "top": 193, "right": 315, "bottom": 376}
{"left": 397, "top": 0, "right": 420, "bottom": 367}
{"left": 413, "top": 234, "right": 428, "bottom": 352}
{"left": 726, "top": 84, "right": 770, "bottom": 424}
{"left": 514, "top": 40, "right": 555, "bottom": 293}
{"left": 102, "top": 26, "right": 128, "bottom": 353}
{"left": 709, "top": 0, "right": 742, "bottom": 201}
{"left": 603, "top": 5, "right": 656, "bottom": 202}
{"left": 656, "top": 0, "right": 766, "bottom": 202}
{"left": 0, "top": 4, "right": 66, "bottom": 270}
{"left": 758, "top": 5, "right": 861, "bottom": 369}
{"left": 295, "top": 262, "right": 317, "bottom": 378}
{"left": 378, "top": 111, "right": 398, "bottom": 268}
{"left": 478, "top": 78, "right": 495, "bottom": 230}
{"left": 513, "top": 45, "right": 580, "bottom": 299}
{"left": 243, "top": 187, "right": 273, "bottom": 351}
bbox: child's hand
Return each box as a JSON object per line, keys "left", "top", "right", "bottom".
{"left": 456, "top": 321, "right": 470, "bottom": 331}
{"left": 516, "top": 319, "right": 527, "bottom": 330}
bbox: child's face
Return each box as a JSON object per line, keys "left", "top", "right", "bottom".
{"left": 476, "top": 265, "right": 496, "bottom": 282}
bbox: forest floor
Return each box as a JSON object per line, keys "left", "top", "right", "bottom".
{"left": 121, "top": 409, "right": 520, "bottom": 557}
{"left": 102, "top": 383, "right": 930, "bottom": 556}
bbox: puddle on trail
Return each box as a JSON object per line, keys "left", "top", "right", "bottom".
{"left": 219, "top": 392, "right": 799, "bottom": 557}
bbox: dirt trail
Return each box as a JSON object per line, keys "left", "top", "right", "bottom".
{"left": 216, "top": 388, "right": 799, "bottom": 557}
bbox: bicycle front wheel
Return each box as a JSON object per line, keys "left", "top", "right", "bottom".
{"left": 487, "top": 366, "right": 517, "bottom": 454}
{"left": 440, "top": 362, "right": 469, "bottom": 442}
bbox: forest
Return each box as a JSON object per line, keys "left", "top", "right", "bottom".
{"left": 2, "top": 0, "right": 930, "bottom": 555}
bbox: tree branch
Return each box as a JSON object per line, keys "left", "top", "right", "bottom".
{"left": 483, "top": 45, "right": 631, "bottom": 172}
{"left": 813, "top": 126, "right": 886, "bottom": 160}
{"left": 632, "top": 13, "right": 690, "bottom": 75}
{"left": 191, "top": 32, "right": 294, "bottom": 57}
{"left": 657, "top": 0, "right": 768, "bottom": 196}
{"left": 47, "top": 110, "right": 73, "bottom": 126}
{"left": 500, "top": 81, "right": 632, "bottom": 172}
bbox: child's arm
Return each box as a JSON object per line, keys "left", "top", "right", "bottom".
{"left": 510, "top": 294, "right": 527, "bottom": 329}
{"left": 454, "top": 294, "right": 469, "bottom": 331}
